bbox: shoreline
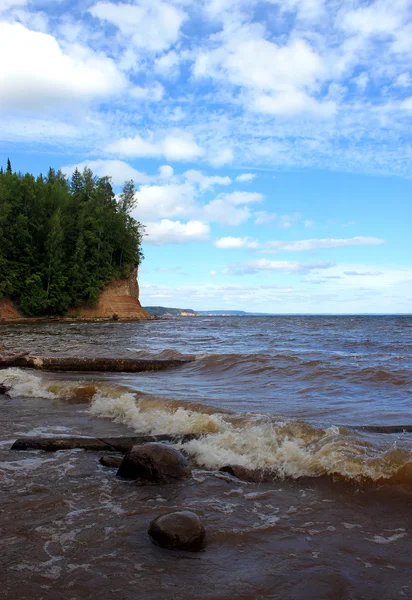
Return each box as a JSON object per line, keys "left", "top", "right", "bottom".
{"left": 0, "top": 315, "right": 156, "bottom": 325}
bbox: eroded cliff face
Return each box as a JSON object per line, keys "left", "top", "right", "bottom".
{"left": 75, "top": 266, "right": 151, "bottom": 320}
{"left": 0, "top": 268, "right": 150, "bottom": 321}
{"left": 0, "top": 299, "right": 22, "bottom": 320}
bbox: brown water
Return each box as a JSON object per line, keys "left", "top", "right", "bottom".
{"left": 1, "top": 316, "right": 412, "bottom": 599}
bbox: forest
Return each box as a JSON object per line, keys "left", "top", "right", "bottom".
{"left": 0, "top": 160, "right": 144, "bottom": 317}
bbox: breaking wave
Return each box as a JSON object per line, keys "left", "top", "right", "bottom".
{"left": 3, "top": 368, "right": 412, "bottom": 486}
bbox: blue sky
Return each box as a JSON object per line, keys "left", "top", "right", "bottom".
{"left": 0, "top": 0, "right": 411, "bottom": 313}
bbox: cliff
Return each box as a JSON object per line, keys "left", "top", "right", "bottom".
{"left": 0, "top": 267, "right": 151, "bottom": 322}
{"left": 73, "top": 266, "right": 151, "bottom": 320}
{"left": 0, "top": 299, "right": 23, "bottom": 320}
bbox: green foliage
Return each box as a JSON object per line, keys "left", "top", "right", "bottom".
{"left": 0, "top": 162, "right": 144, "bottom": 316}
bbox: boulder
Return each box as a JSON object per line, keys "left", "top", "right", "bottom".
{"left": 0, "top": 383, "right": 10, "bottom": 396}
{"left": 219, "top": 465, "right": 269, "bottom": 483}
{"left": 148, "top": 510, "right": 206, "bottom": 551}
{"left": 117, "top": 442, "right": 192, "bottom": 483}
{"left": 100, "top": 455, "right": 123, "bottom": 468}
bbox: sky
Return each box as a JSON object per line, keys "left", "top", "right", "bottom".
{"left": 0, "top": 0, "right": 411, "bottom": 313}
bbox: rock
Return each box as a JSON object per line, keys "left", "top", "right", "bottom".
{"left": 148, "top": 511, "right": 206, "bottom": 551}
{"left": 219, "top": 465, "right": 269, "bottom": 483}
{"left": 100, "top": 455, "right": 123, "bottom": 468}
{"left": 117, "top": 442, "right": 192, "bottom": 483}
{"left": 0, "top": 383, "right": 10, "bottom": 396}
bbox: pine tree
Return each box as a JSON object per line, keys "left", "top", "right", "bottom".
{"left": 6, "top": 158, "right": 12, "bottom": 174}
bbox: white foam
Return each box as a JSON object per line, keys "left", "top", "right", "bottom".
{"left": 366, "top": 532, "right": 407, "bottom": 544}
{"left": 90, "top": 392, "right": 226, "bottom": 435}
{"left": 1, "top": 368, "right": 56, "bottom": 399}
{"left": 89, "top": 390, "right": 412, "bottom": 482}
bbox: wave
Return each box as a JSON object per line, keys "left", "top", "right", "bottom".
{"left": 189, "top": 352, "right": 412, "bottom": 387}
{"left": 3, "top": 368, "right": 412, "bottom": 486}
{"left": 90, "top": 392, "right": 412, "bottom": 485}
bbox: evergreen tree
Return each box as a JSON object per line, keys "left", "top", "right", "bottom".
{"left": 0, "top": 163, "right": 144, "bottom": 316}
{"left": 6, "top": 158, "right": 12, "bottom": 174}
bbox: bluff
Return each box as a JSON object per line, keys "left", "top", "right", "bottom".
{"left": 0, "top": 267, "right": 151, "bottom": 322}
{"left": 69, "top": 266, "right": 150, "bottom": 320}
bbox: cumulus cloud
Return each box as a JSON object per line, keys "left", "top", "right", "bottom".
{"left": 61, "top": 159, "right": 150, "bottom": 185}
{"left": 89, "top": 1, "right": 186, "bottom": 53}
{"left": 183, "top": 169, "right": 231, "bottom": 189}
{"left": 0, "top": 21, "right": 126, "bottom": 110}
{"left": 129, "top": 82, "right": 164, "bottom": 102}
{"left": 193, "top": 29, "right": 332, "bottom": 116}
{"left": 133, "top": 182, "right": 197, "bottom": 221}
{"left": 106, "top": 130, "right": 204, "bottom": 161}
{"left": 203, "top": 191, "right": 263, "bottom": 226}
{"left": 215, "top": 237, "right": 258, "bottom": 248}
{"left": 236, "top": 173, "right": 256, "bottom": 182}
{"left": 145, "top": 219, "right": 210, "bottom": 245}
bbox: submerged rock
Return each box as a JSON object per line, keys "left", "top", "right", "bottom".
{"left": 117, "top": 442, "right": 192, "bottom": 483}
{"left": 219, "top": 465, "right": 269, "bottom": 483}
{"left": 0, "top": 383, "right": 10, "bottom": 396}
{"left": 100, "top": 455, "right": 123, "bottom": 468}
{"left": 148, "top": 510, "right": 206, "bottom": 551}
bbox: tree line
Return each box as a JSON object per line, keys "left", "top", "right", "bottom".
{"left": 0, "top": 160, "right": 144, "bottom": 316}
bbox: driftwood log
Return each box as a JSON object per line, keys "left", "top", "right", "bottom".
{"left": 0, "top": 353, "right": 194, "bottom": 372}
{"left": 11, "top": 434, "right": 200, "bottom": 453}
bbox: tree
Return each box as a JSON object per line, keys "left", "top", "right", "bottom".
{"left": 6, "top": 158, "right": 12, "bottom": 174}
{"left": 0, "top": 163, "right": 145, "bottom": 316}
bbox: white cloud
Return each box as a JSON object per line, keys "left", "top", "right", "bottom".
{"left": 183, "top": 169, "right": 231, "bottom": 189}
{"left": 61, "top": 159, "right": 150, "bottom": 186}
{"left": 236, "top": 173, "right": 256, "bottom": 182}
{"left": 193, "top": 30, "right": 330, "bottom": 116}
{"left": 394, "top": 73, "right": 411, "bottom": 87}
{"left": 252, "top": 91, "right": 336, "bottom": 117}
{"left": 107, "top": 130, "right": 204, "bottom": 161}
{"left": 265, "top": 236, "right": 384, "bottom": 252}
{"left": 229, "top": 259, "right": 335, "bottom": 275}
{"left": 203, "top": 199, "right": 251, "bottom": 226}
{"left": 0, "top": 21, "right": 126, "bottom": 110}
{"left": 208, "top": 147, "right": 234, "bottom": 166}
{"left": 215, "top": 236, "right": 258, "bottom": 248}
{"left": 340, "top": 2, "right": 405, "bottom": 37}
{"left": 154, "top": 50, "right": 181, "bottom": 76}
{"left": 213, "top": 236, "right": 384, "bottom": 252}
{"left": 220, "top": 191, "right": 263, "bottom": 205}
{"left": 130, "top": 82, "right": 164, "bottom": 102}
{"left": 203, "top": 191, "right": 263, "bottom": 226}
{"left": 133, "top": 182, "right": 196, "bottom": 221}
{"left": 145, "top": 219, "right": 210, "bottom": 245}
{"left": 0, "top": 0, "right": 27, "bottom": 10}
{"left": 158, "top": 165, "right": 174, "bottom": 179}
{"left": 89, "top": 1, "right": 186, "bottom": 52}
{"left": 400, "top": 97, "right": 412, "bottom": 110}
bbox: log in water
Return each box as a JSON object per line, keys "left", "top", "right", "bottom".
{"left": 11, "top": 434, "right": 200, "bottom": 453}
{"left": 0, "top": 353, "right": 193, "bottom": 372}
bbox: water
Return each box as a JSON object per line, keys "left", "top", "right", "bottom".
{"left": 1, "top": 316, "right": 412, "bottom": 599}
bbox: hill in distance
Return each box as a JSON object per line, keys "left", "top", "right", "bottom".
{"left": 144, "top": 306, "right": 272, "bottom": 317}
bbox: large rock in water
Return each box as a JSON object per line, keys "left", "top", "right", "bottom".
{"left": 148, "top": 511, "right": 206, "bottom": 551}
{"left": 117, "top": 442, "right": 192, "bottom": 483}
{"left": 219, "top": 465, "right": 269, "bottom": 483}
{"left": 100, "top": 455, "right": 123, "bottom": 468}
{"left": 0, "top": 383, "right": 10, "bottom": 396}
